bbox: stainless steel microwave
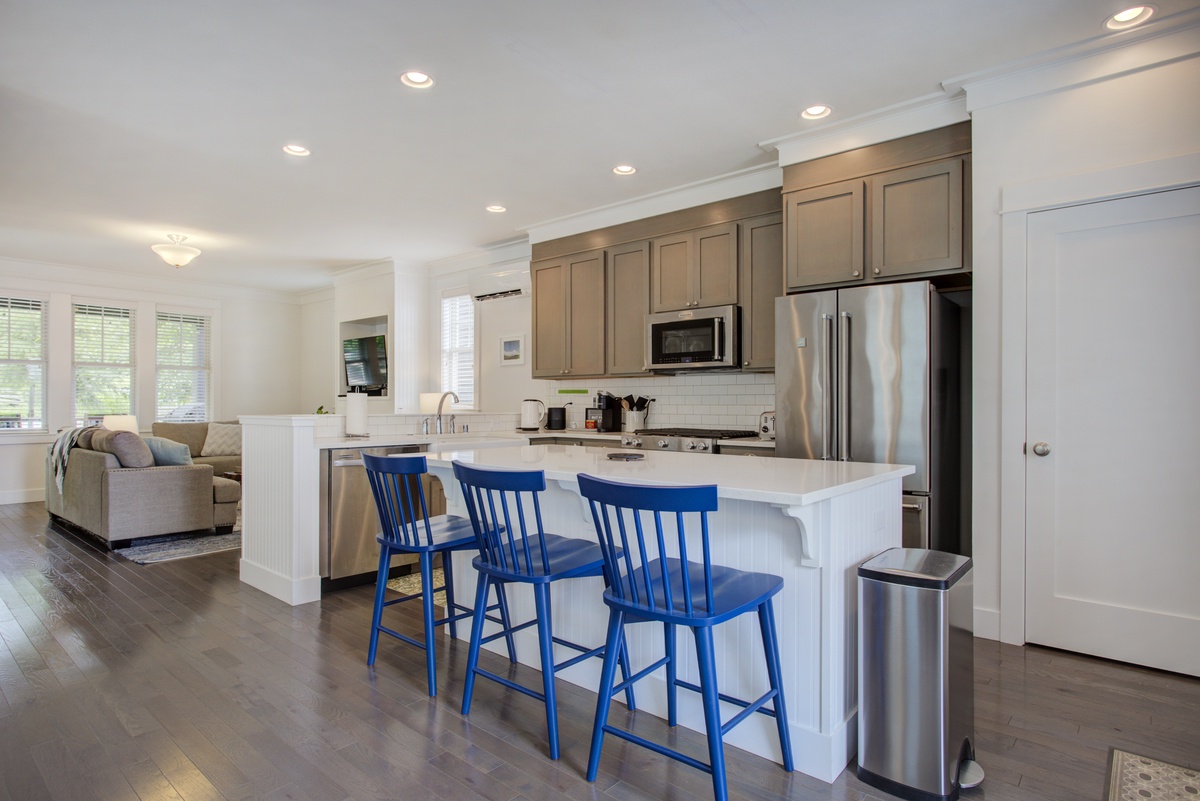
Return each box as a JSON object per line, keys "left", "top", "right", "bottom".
{"left": 645, "top": 304, "right": 740, "bottom": 372}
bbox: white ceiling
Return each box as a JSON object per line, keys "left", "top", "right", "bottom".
{"left": 2, "top": 1, "right": 1193, "bottom": 293}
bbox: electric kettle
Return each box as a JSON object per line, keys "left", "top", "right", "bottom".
{"left": 520, "top": 399, "right": 546, "bottom": 430}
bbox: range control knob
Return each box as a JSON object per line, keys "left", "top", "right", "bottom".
{"left": 694, "top": 441, "right": 710, "bottom": 452}
{"left": 657, "top": 439, "right": 671, "bottom": 449}
{"left": 629, "top": 438, "right": 642, "bottom": 447}
{"left": 685, "top": 441, "right": 698, "bottom": 451}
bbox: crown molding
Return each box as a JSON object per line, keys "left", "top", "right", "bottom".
{"left": 426, "top": 238, "right": 532, "bottom": 277}
{"left": 760, "top": 92, "right": 970, "bottom": 168}
{"left": 523, "top": 162, "right": 781, "bottom": 245}
{"left": 331, "top": 258, "right": 394, "bottom": 285}
{"left": 943, "top": 8, "right": 1200, "bottom": 111}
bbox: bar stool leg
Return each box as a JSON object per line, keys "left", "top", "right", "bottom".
{"left": 461, "top": 571, "right": 490, "bottom": 715}
{"left": 615, "top": 629, "right": 636, "bottom": 711}
{"left": 493, "top": 582, "right": 518, "bottom": 662}
{"left": 366, "top": 543, "right": 392, "bottom": 666}
{"left": 758, "top": 599, "right": 794, "bottom": 771}
{"left": 533, "top": 583, "right": 560, "bottom": 759}
{"left": 443, "top": 551, "right": 458, "bottom": 639}
{"left": 587, "top": 609, "right": 625, "bottom": 782}
{"left": 419, "top": 553, "right": 439, "bottom": 696}
{"left": 665, "top": 622, "right": 678, "bottom": 726}
{"left": 694, "top": 625, "right": 729, "bottom": 801}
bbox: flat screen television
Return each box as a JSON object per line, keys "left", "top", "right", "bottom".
{"left": 343, "top": 335, "right": 388, "bottom": 392}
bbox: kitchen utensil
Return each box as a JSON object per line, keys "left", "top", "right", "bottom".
{"left": 546, "top": 406, "right": 566, "bottom": 430}
{"left": 519, "top": 399, "right": 546, "bottom": 430}
{"left": 623, "top": 410, "right": 646, "bottom": 433}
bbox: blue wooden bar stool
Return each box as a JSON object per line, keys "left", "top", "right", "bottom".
{"left": 452, "top": 461, "right": 635, "bottom": 760}
{"left": 577, "top": 473, "right": 793, "bottom": 801}
{"left": 363, "top": 453, "right": 510, "bottom": 697}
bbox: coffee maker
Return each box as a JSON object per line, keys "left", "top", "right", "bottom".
{"left": 586, "top": 393, "right": 620, "bottom": 432}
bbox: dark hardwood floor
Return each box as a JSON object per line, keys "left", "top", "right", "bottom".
{"left": 0, "top": 502, "right": 1196, "bottom": 801}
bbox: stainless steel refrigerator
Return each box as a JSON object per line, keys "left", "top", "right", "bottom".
{"left": 775, "top": 281, "right": 969, "bottom": 554}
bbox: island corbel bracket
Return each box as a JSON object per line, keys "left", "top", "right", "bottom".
{"left": 774, "top": 503, "right": 820, "bottom": 567}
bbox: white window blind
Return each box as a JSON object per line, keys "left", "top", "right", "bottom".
{"left": 73, "top": 303, "right": 135, "bottom": 426}
{"left": 156, "top": 311, "right": 211, "bottom": 422}
{"left": 441, "top": 293, "right": 475, "bottom": 406}
{"left": 0, "top": 297, "right": 46, "bottom": 431}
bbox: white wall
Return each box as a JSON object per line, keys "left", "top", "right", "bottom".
{"left": 965, "top": 34, "right": 1200, "bottom": 640}
{"left": 0, "top": 256, "right": 305, "bottom": 501}
{"left": 298, "top": 291, "right": 335, "bottom": 414}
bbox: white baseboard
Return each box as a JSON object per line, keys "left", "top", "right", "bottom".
{"left": 975, "top": 607, "right": 1001, "bottom": 641}
{"left": 0, "top": 488, "right": 47, "bottom": 505}
{"left": 239, "top": 559, "right": 321, "bottom": 606}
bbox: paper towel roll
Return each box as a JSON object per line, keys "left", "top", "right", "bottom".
{"left": 345, "top": 392, "right": 369, "bottom": 436}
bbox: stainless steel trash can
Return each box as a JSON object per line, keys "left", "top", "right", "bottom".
{"left": 857, "top": 548, "right": 978, "bottom": 801}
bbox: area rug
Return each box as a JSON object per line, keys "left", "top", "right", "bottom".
{"left": 387, "top": 567, "right": 446, "bottom": 608}
{"left": 1105, "top": 748, "right": 1199, "bottom": 800}
{"left": 113, "top": 531, "right": 240, "bottom": 564}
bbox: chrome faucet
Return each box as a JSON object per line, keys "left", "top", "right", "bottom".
{"left": 435, "top": 391, "right": 459, "bottom": 434}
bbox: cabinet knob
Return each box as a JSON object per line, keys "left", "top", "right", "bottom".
{"left": 852, "top": 271, "right": 860, "bottom": 277}
{"left": 874, "top": 268, "right": 881, "bottom": 275}
{"left": 743, "top": 361, "right": 749, "bottom": 366}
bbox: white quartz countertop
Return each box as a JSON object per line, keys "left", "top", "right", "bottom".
{"left": 311, "top": 432, "right": 529, "bottom": 450}
{"left": 423, "top": 442, "right": 913, "bottom": 507}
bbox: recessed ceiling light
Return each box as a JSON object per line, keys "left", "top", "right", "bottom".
{"left": 400, "top": 70, "right": 435, "bottom": 88}
{"left": 486, "top": 205, "right": 507, "bottom": 213}
{"left": 801, "top": 104, "right": 832, "bottom": 120}
{"left": 1105, "top": 5, "right": 1155, "bottom": 29}
{"left": 282, "top": 144, "right": 310, "bottom": 156}
{"left": 613, "top": 165, "right": 637, "bottom": 175}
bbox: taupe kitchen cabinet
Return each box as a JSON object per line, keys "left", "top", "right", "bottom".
{"left": 785, "top": 179, "right": 865, "bottom": 290}
{"left": 531, "top": 250, "right": 606, "bottom": 378}
{"left": 785, "top": 156, "right": 967, "bottom": 291}
{"left": 738, "top": 212, "right": 783, "bottom": 371}
{"left": 605, "top": 240, "right": 651, "bottom": 375}
{"left": 650, "top": 222, "right": 738, "bottom": 312}
{"left": 871, "top": 156, "right": 964, "bottom": 279}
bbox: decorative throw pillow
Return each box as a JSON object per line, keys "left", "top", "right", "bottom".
{"left": 90, "top": 429, "right": 155, "bottom": 468}
{"left": 144, "top": 436, "right": 193, "bottom": 466}
{"left": 201, "top": 423, "right": 241, "bottom": 456}
{"left": 76, "top": 427, "right": 97, "bottom": 449}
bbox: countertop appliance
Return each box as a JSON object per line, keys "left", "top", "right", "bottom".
{"left": 645, "top": 304, "right": 739, "bottom": 372}
{"left": 620, "top": 427, "right": 758, "bottom": 453}
{"left": 519, "top": 399, "right": 546, "bottom": 431}
{"left": 759, "top": 411, "right": 775, "bottom": 440}
{"left": 775, "top": 281, "right": 969, "bottom": 553}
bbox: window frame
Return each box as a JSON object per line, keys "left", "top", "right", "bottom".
{"left": 0, "top": 294, "right": 48, "bottom": 434}
{"left": 155, "top": 308, "right": 213, "bottom": 423}
{"left": 71, "top": 300, "right": 137, "bottom": 427}
{"left": 439, "top": 290, "right": 477, "bottom": 409}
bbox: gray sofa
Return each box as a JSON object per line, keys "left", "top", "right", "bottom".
{"left": 45, "top": 430, "right": 240, "bottom": 547}
{"left": 151, "top": 421, "right": 241, "bottom": 475}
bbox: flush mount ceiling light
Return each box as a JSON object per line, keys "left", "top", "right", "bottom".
{"left": 801, "top": 104, "right": 832, "bottom": 120}
{"left": 1105, "top": 5, "right": 1155, "bottom": 29}
{"left": 151, "top": 234, "right": 201, "bottom": 268}
{"left": 612, "top": 164, "right": 637, "bottom": 175}
{"left": 400, "top": 70, "right": 435, "bottom": 88}
{"left": 282, "top": 144, "right": 310, "bottom": 156}
{"left": 485, "top": 205, "right": 507, "bottom": 213}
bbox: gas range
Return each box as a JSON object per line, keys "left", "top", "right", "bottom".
{"left": 620, "top": 427, "right": 758, "bottom": 454}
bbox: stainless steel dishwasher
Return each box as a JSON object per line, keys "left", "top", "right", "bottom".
{"left": 320, "top": 445, "right": 427, "bottom": 583}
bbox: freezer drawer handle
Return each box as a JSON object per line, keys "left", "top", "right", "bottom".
{"left": 901, "top": 503, "right": 923, "bottom": 511}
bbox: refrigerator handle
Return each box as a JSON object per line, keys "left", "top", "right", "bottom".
{"left": 839, "top": 310, "right": 851, "bottom": 461}
{"left": 821, "top": 313, "right": 835, "bottom": 460}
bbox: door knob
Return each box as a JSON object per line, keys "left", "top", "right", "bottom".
{"left": 1032, "top": 441, "right": 1051, "bottom": 457}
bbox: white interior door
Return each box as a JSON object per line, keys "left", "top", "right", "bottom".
{"left": 1025, "top": 186, "right": 1200, "bottom": 677}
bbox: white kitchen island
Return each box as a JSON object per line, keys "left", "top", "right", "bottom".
{"left": 238, "top": 415, "right": 911, "bottom": 782}
{"left": 423, "top": 443, "right": 912, "bottom": 783}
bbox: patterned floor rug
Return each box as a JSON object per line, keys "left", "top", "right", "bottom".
{"left": 1106, "top": 748, "right": 1199, "bottom": 800}
{"left": 387, "top": 567, "right": 446, "bottom": 608}
{"left": 113, "top": 530, "right": 241, "bottom": 564}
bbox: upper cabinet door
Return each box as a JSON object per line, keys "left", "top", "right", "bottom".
{"left": 785, "top": 179, "right": 865, "bottom": 291}
{"left": 606, "top": 241, "right": 651, "bottom": 376}
{"left": 568, "top": 250, "right": 606, "bottom": 377}
{"left": 650, "top": 233, "right": 692, "bottom": 312}
{"left": 531, "top": 258, "right": 568, "bottom": 378}
{"left": 694, "top": 222, "right": 739, "bottom": 308}
{"left": 870, "top": 157, "right": 964, "bottom": 279}
{"left": 651, "top": 222, "right": 739, "bottom": 312}
{"left": 738, "top": 213, "right": 782, "bottom": 371}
